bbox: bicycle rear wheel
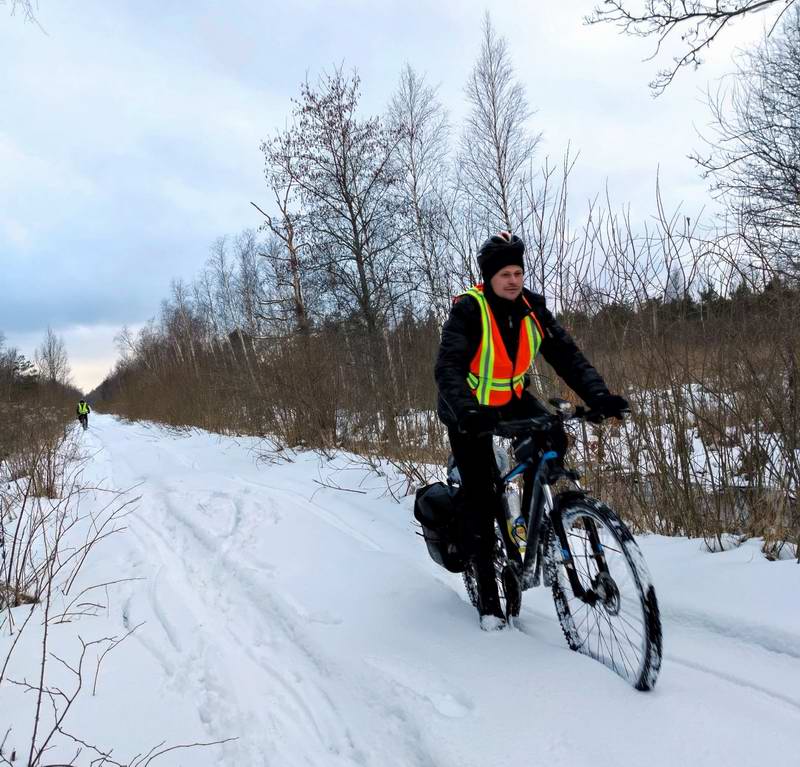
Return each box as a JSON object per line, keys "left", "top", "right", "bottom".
{"left": 546, "top": 497, "right": 662, "bottom": 690}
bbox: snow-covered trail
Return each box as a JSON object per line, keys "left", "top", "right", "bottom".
{"left": 76, "top": 415, "right": 800, "bottom": 766}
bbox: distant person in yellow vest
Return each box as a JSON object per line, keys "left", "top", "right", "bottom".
{"left": 434, "top": 231, "right": 629, "bottom": 629}
{"left": 76, "top": 399, "right": 91, "bottom": 430}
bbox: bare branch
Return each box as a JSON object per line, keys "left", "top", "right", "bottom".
{"left": 587, "top": 0, "right": 795, "bottom": 94}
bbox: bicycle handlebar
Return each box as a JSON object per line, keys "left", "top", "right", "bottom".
{"left": 493, "top": 406, "right": 627, "bottom": 438}
{"left": 493, "top": 416, "right": 554, "bottom": 438}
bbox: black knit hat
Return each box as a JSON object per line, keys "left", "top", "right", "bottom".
{"left": 477, "top": 231, "right": 525, "bottom": 281}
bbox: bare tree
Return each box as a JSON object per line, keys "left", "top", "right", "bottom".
{"left": 691, "top": 6, "right": 800, "bottom": 274}
{"left": 211, "top": 237, "right": 237, "bottom": 334}
{"left": 34, "top": 327, "right": 70, "bottom": 387}
{"left": 264, "top": 67, "right": 407, "bottom": 335}
{"left": 251, "top": 232, "right": 315, "bottom": 337}
{"left": 459, "top": 12, "right": 540, "bottom": 232}
{"left": 233, "top": 229, "right": 270, "bottom": 337}
{"left": 587, "top": 0, "right": 796, "bottom": 94}
{"left": 388, "top": 64, "right": 455, "bottom": 320}
{"left": 254, "top": 131, "right": 312, "bottom": 335}
{"left": 1, "top": 0, "right": 38, "bottom": 22}
{"left": 0, "top": 336, "right": 36, "bottom": 406}
{"left": 519, "top": 149, "right": 583, "bottom": 303}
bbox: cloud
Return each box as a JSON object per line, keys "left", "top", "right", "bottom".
{"left": 2, "top": 322, "right": 143, "bottom": 393}
{"left": 1, "top": 2, "right": 289, "bottom": 335}
{"left": 0, "top": 216, "right": 30, "bottom": 248}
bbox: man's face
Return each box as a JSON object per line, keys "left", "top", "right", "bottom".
{"left": 490, "top": 266, "right": 524, "bottom": 300}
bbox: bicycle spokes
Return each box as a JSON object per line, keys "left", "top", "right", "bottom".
{"left": 549, "top": 501, "right": 661, "bottom": 691}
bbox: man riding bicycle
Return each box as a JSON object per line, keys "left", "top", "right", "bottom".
{"left": 76, "top": 399, "right": 91, "bottom": 430}
{"left": 434, "top": 231, "right": 628, "bottom": 630}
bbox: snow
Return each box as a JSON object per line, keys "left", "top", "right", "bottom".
{"left": 2, "top": 414, "right": 799, "bottom": 766}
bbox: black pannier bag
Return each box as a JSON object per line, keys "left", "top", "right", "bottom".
{"left": 413, "top": 481, "right": 465, "bottom": 573}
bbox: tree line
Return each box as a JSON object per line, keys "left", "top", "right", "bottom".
{"left": 1, "top": 328, "right": 80, "bottom": 496}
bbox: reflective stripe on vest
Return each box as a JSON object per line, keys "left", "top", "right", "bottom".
{"left": 460, "top": 285, "right": 543, "bottom": 407}
{"left": 78, "top": 403, "right": 89, "bottom": 415}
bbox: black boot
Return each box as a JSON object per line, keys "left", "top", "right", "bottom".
{"left": 472, "top": 555, "right": 506, "bottom": 631}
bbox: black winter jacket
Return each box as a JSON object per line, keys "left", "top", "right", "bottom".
{"left": 435, "top": 286, "right": 610, "bottom": 427}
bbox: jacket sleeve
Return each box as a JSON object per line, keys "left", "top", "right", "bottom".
{"left": 533, "top": 297, "right": 610, "bottom": 405}
{"left": 434, "top": 297, "right": 482, "bottom": 423}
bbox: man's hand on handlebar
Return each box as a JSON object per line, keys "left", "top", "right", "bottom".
{"left": 585, "top": 394, "right": 630, "bottom": 423}
{"left": 457, "top": 408, "right": 498, "bottom": 437}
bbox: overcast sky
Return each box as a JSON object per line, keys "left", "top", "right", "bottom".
{"left": 1, "top": 1, "right": 770, "bottom": 392}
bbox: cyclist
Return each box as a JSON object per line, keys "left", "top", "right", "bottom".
{"left": 76, "top": 399, "right": 91, "bottom": 430}
{"left": 434, "top": 231, "right": 628, "bottom": 630}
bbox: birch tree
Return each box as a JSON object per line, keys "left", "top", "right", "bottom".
{"left": 255, "top": 131, "right": 312, "bottom": 335}
{"left": 388, "top": 64, "right": 455, "bottom": 320}
{"left": 459, "top": 13, "right": 540, "bottom": 233}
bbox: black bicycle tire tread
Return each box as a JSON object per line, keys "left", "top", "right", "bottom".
{"left": 548, "top": 496, "right": 663, "bottom": 691}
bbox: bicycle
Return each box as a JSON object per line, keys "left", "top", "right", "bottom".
{"left": 454, "top": 398, "right": 662, "bottom": 691}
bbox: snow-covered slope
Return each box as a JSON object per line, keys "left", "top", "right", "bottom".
{"left": 2, "top": 414, "right": 799, "bottom": 766}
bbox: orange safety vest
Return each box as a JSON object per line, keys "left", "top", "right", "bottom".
{"left": 460, "top": 284, "right": 544, "bottom": 407}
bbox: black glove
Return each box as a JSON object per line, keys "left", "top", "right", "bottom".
{"left": 457, "top": 408, "right": 498, "bottom": 437}
{"left": 588, "top": 394, "right": 630, "bottom": 422}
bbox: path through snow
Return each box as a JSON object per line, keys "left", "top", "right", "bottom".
{"left": 3, "top": 414, "right": 799, "bottom": 766}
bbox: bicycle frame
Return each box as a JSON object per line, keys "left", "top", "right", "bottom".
{"left": 496, "top": 443, "right": 611, "bottom": 605}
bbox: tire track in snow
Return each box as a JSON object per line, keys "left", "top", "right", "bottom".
{"left": 236, "top": 475, "right": 385, "bottom": 553}
{"left": 666, "top": 656, "right": 800, "bottom": 712}
{"left": 662, "top": 604, "right": 800, "bottom": 659}
{"left": 115, "top": 485, "right": 300, "bottom": 762}
{"left": 517, "top": 600, "right": 800, "bottom": 713}
{"left": 123, "top": 482, "right": 371, "bottom": 766}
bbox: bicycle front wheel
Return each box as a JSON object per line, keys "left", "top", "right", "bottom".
{"left": 546, "top": 497, "right": 662, "bottom": 691}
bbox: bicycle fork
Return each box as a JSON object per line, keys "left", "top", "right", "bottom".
{"left": 518, "top": 452, "right": 612, "bottom": 604}
{"left": 548, "top": 497, "right": 612, "bottom": 606}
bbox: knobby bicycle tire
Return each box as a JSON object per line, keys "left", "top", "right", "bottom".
{"left": 546, "top": 496, "right": 662, "bottom": 691}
